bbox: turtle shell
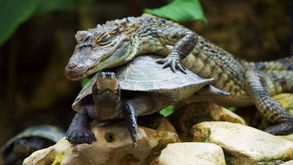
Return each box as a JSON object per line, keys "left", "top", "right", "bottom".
{"left": 72, "top": 55, "right": 214, "bottom": 111}
{"left": 1, "top": 125, "right": 65, "bottom": 157}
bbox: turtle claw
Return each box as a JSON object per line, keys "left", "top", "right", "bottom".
{"left": 66, "top": 127, "right": 96, "bottom": 144}
{"left": 129, "top": 125, "right": 138, "bottom": 147}
{"left": 155, "top": 56, "right": 186, "bottom": 74}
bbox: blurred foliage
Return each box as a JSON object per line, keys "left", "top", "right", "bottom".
{"left": 0, "top": 0, "right": 38, "bottom": 46}
{"left": 228, "top": 107, "right": 237, "bottom": 112}
{"left": 33, "top": 0, "right": 76, "bottom": 15}
{"left": 81, "top": 78, "right": 91, "bottom": 88}
{"left": 145, "top": 0, "right": 207, "bottom": 23}
{"left": 160, "top": 105, "right": 175, "bottom": 117}
{"left": 0, "top": 0, "right": 206, "bottom": 46}
{"left": 0, "top": 0, "right": 85, "bottom": 46}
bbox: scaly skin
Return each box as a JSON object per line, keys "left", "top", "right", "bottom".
{"left": 65, "top": 14, "right": 293, "bottom": 135}
{"left": 240, "top": 56, "right": 293, "bottom": 71}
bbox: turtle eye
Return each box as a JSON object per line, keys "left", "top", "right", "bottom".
{"left": 96, "top": 33, "right": 111, "bottom": 46}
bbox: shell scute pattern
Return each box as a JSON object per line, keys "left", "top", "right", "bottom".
{"left": 72, "top": 55, "right": 214, "bottom": 111}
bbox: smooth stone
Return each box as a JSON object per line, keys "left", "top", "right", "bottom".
{"left": 281, "top": 134, "right": 293, "bottom": 142}
{"left": 281, "top": 160, "right": 293, "bottom": 165}
{"left": 192, "top": 121, "right": 293, "bottom": 165}
{"left": 24, "top": 117, "right": 179, "bottom": 165}
{"left": 151, "top": 142, "right": 226, "bottom": 165}
{"left": 170, "top": 103, "right": 245, "bottom": 138}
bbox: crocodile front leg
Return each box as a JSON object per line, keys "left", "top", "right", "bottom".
{"left": 155, "top": 29, "right": 198, "bottom": 73}
{"left": 245, "top": 69, "right": 293, "bottom": 135}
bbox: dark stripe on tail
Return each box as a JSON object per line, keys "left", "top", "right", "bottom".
{"left": 266, "top": 70, "right": 293, "bottom": 94}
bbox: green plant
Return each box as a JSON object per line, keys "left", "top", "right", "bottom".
{"left": 0, "top": 0, "right": 76, "bottom": 46}
{"left": 0, "top": 0, "right": 207, "bottom": 46}
{"left": 144, "top": 0, "right": 207, "bottom": 23}
{"left": 159, "top": 105, "right": 175, "bottom": 117}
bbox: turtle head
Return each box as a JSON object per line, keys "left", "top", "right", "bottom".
{"left": 92, "top": 72, "right": 121, "bottom": 104}
{"left": 65, "top": 17, "right": 140, "bottom": 81}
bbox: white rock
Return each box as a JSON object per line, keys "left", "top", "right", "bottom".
{"left": 152, "top": 142, "right": 226, "bottom": 165}
{"left": 208, "top": 103, "right": 246, "bottom": 125}
{"left": 281, "top": 160, "right": 293, "bottom": 165}
{"left": 281, "top": 133, "right": 293, "bottom": 143}
{"left": 170, "top": 103, "right": 246, "bottom": 137}
{"left": 24, "top": 118, "right": 179, "bottom": 165}
{"left": 192, "top": 121, "right": 293, "bottom": 165}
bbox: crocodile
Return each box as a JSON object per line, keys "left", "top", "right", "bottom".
{"left": 65, "top": 14, "right": 293, "bottom": 135}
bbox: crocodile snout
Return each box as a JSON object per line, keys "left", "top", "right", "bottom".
{"left": 66, "top": 63, "right": 77, "bottom": 70}
{"left": 65, "top": 63, "right": 87, "bottom": 80}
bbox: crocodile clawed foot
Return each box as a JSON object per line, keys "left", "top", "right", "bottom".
{"left": 66, "top": 126, "right": 96, "bottom": 144}
{"left": 265, "top": 121, "right": 293, "bottom": 135}
{"left": 156, "top": 56, "right": 186, "bottom": 74}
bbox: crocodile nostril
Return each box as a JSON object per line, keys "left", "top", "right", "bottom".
{"left": 83, "top": 36, "right": 91, "bottom": 42}
{"left": 78, "top": 44, "right": 92, "bottom": 49}
{"left": 67, "top": 63, "right": 77, "bottom": 69}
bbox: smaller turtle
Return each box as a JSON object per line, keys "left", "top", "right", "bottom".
{"left": 66, "top": 55, "right": 229, "bottom": 146}
{"left": 1, "top": 125, "right": 65, "bottom": 165}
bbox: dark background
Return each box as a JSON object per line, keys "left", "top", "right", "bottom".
{"left": 0, "top": 0, "right": 292, "bottom": 146}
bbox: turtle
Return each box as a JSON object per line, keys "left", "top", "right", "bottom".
{"left": 66, "top": 55, "right": 230, "bottom": 146}
{"left": 1, "top": 125, "right": 65, "bottom": 165}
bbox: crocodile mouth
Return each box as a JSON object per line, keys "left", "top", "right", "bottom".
{"left": 65, "top": 41, "right": 130, "bottom": 80}
{"left": 65, "top": 56, "right": 111, "bottom": 81}
{"left": 85, "top": 41, "right": 130, "bottom": 76}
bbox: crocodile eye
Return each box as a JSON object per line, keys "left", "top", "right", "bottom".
{"left": 96, "top": 33, "right": 111, "bottom": 46}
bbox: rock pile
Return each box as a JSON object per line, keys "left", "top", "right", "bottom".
{"left": 24, "top": 95, "right": 293, "bottom": 165}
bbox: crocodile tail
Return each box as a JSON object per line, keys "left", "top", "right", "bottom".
{"left": 264, "top": 70, "right": 293, "bottom": 95}
{"left": 239, "top": 56, "right": 293, "bottom": 71}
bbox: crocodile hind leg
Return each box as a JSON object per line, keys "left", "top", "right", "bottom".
{"left": 245, "top": 69, "right": 293, "bottom": 135}
{"left": 66, "top": 107, "right": 96, "bottom": 144}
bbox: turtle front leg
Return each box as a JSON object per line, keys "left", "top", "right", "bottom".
{"left": 245, "top": 69, "right": 293, "bottom": 135}
{"left": 122, "top": 103, "right": 138, "bottom": 147}
{"left": 123, "top": 94, "right": 170, "bottom": 146}
{"left": 66, "top": 107, "right": 96, "bottom": 144}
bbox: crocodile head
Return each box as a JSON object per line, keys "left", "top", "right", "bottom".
{"left": 65, "top": 18, "right": 140, "bottom": 81}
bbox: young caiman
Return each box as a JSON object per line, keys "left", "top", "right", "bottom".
{"left": 65, "top": 14, "right": 293, "bottom": 135}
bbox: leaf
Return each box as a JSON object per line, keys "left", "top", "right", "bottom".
{"left": 159, "top": 105, "right": 175, "bottom": 117}
{"left": 0, "top": 0, "right": 78, "bottom": 46}
{"left": 144, "top": 0, "right": 207, "bottom": 23}
{"left": 33, "top": 0, "right": 76, "bottom": 16}
{"left": 81, "top": 78, "right": 90, "bottom": 87}
{"left": 0, "top": 0, "right": 39, "bottom": 45}
{"left": 228, "top": 107, "right": 237, "bottom": 112}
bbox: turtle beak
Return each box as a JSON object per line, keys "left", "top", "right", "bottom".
{"left": 96, "top": 72, "right": 119, "bottom": 92}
